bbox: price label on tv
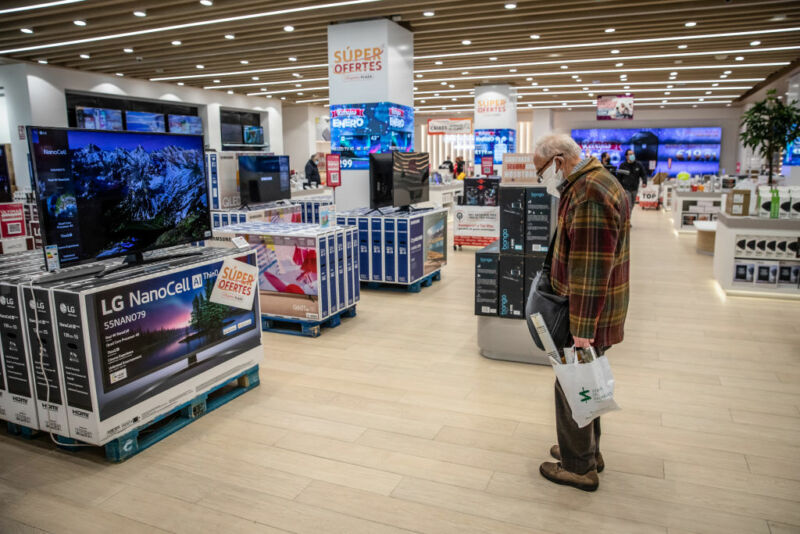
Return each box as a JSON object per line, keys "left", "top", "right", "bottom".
{"left": 326, "top": 154, "right": 342, "bottom": 188}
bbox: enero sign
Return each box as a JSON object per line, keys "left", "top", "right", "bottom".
{"left": 427, "top": 118, "right": 473, "bottom": 135}
{"left": 331, "top": 108, "right": 366, "bottom": 129}
{"left": 331, "top": 46, "right": 384, "bottom": 78}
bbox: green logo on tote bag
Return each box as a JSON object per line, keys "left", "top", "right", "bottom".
{"left": 579, "top": 388, "right": 592, "bottom": 403}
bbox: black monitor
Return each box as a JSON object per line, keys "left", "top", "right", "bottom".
{"left": 221, "top": 123, "right": 243, "bottom": 144}
{"left": 27, "top": 127, "right": 210, "bottom": 268}
{"left": 238, "top": 155, "right": 290, "bottom": 205}
{"left": 370, "top": 151, "right": 429, "bottom": 209}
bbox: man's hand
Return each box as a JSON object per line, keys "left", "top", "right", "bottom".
{"left": 573, "top": 336, "right": 594, "bottom": 348}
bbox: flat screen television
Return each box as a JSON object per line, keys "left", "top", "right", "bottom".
{"left": 27, "top": 127, "right": 210, "bottom": 268}
{"left": 125, "top": 111, "right": 166, "bottom": 132}
{"left": 75, "top": 106, "right": 123, "bottom": 131}
{"left": 370, "top": 151, "right": 430, "bottom": 209}
{"left": 238, "top": 155, "right": 290, "bottom": 205}
{"left": 243, "top": 125, "right": 264, "bottom": 145}
{"left": 473, "top": 129, "right": 516, "bottom": 165}
{"left": 221, "top": 123, "right": 243, "bottom": 144}
{"left": 168, "top": 114, "right": 203, "bottom": 135}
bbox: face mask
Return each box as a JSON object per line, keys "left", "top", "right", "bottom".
{"left": 539, "top": 159, "right": 563, "bottom": 198}
{"left": 627, "top": 154, "right": 635, "bottom": 163}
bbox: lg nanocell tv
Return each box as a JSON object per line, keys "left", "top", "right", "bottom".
{"left": 168, "top": 114, "right": 204, "bottom": 135}
{"left": 27, "top": 127, "right": 211, "bottom": 267}
{"left": 125, "top": 111, "right": 166, "bottom": 132}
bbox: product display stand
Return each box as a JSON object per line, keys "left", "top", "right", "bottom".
{"left": 477, "top": 315, "right": 550, "bottom": 365}
{"left": 672, "top": 191, "right": 723, "bottom": 233}
{"left": 713, "top": 212, "right": 800, "bottom": 298}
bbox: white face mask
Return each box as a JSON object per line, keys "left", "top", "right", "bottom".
{"left": 539, "top": 159, "right": 564, "bottom": 198}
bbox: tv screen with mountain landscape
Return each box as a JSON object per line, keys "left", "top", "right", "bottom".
{"left": 27, "top": 127, "right": 210, "bottom": 267}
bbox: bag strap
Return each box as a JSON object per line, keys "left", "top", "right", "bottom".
{"left": 541, "top": 226, "right": 558, "bottom": 275}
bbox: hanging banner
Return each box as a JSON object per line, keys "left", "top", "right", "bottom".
{"left": 326, "top": 154, "right": 341, "bottom": 187}
{"left": 427, "top": 118, "right": 473, "bottom": 135}
{"left": 474, "top": 84, "right": 516, "bottom": 130}
{"left": 596, "top": 94, "right": 634, "bottom": 120}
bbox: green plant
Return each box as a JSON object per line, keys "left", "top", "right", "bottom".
{"left": 740, "top": 89, "right": 800, "bottom": 184}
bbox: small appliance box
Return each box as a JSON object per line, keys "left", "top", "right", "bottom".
{"left": 523, "top": 253, "right": 547, "bottom": 299}
{"left": 0, "top": 202, "right": 26, "bottom": 239}
{"left": 524, "top": 187, "right": 552, "bottom": 254}
{"left": 47, "top": 248, "right": 263, "bottom": 444}
{"left": 212, "top": 205, "right": 302, "bottom": 232}
{"left": 753, "top": 260, "right": 778, "bottom": 285}
{"left": 464, "top": 178, "right": 500, "bottom": 206}
{"left": 498, "top": 254, "right": 524, "bottom": 318}
{"left": 293, "top": 197, "right": 336, "bottom": 223}
{"left": 777, "top": 262, "right": 800, "bottom": 287}
{"left": 499, "top": 186, "right": 526, "bottom": 254}
{"left": 725, "top": 190, "right": 751, "bottom": 217}
{"left": 474, "top": 242, "right": 499, "bottom": 316}
{"left": 732, "top": 259, "right": 754, "bottom": 283}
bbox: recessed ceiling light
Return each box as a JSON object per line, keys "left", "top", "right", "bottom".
{"left": 462, "top": 40, "right": 471, "bottom": 45}
{"left": 670, "top": 71, "right": 678, "bottom": 76}
{"left": 423, "top": 11, "right": 435, "bottom": 17}
{"left": 462, "top": 71, "right": 469, "bottom": 75}
{"left": 252, "top": 76, "right": 259, "bottom": 80}
{"left": 571, "top": 74, "right": 579, "bottom": 79}
{"left": 662, "top": 99, "right": 668, "bottom": 103}
{"left": 699, "top": 97, "right": 704, "bottom": 101}
{"left": 543, "top": 88, "right": 549, "bottom": 92}
{"left": 582, "top": 86, "right": 589, "bottom": 90}
{"left": 421, "top": 99, "right": 426, "bottom": 103}
{"left": 610, "top": 49, "right": 620, "bottom": 54}
{"left": 560, "top": 65, "right": 568, "bottom": 69}
{"left": 660, "top": 105, "right": 665, "bottom": 108}
{"left": 435, "top": 60, "right": 443, "bottom": 65}
{"left": 225, "top": 34, "right": 235, "bottom": 39}
{"left": 213, "top": 79, "right": 220, "bottom": 83}
{"left": 172, "top": 40, "right": 182, "bottom": 45}
{"left": 200, "top": 0, "right": 213, "bottom": 5}
{"left": 770, "top": 14, "right": 786, "bottom": 21}
{"left": 37, "top": 59, "right": 47, "bottom": 64}
{"left": 685, "top": 21, "right": 697, "bottom": 27}
{"left": 678, "top": 44, "right": 688, "bottom": 49}
{"left": 624, "top": 85, "right": 630, "bottom": 89}
{"left": 588, "top": 92, "right": 593, "bottom": 96}
{"left": 724, "top": 70, "right": 732, "bottom": 74}
{"left": 664, "top": 91, "right": 671, "bottom": 95}
{"left": 448, "top": 84, "right": 455, "bottom": 88}
{"left": 489, "top": 57, "right": 497, "bottom": 61}
{"left": 297, "top": 92, "right": 304, "bottom": 95}
{"left": 561, "top": 102, "right": 567, "bottom": 106}
{"left": 226, "top": 90, "right": 234, "bottom": 94}
{"left": 530, "top": 34, "right": 540, "bottom": 39}
{"left": 526, "top": 77, "right": 533, "bottom": 81}
{"left": 451, "top": 97, "right": 457, "bottom": 101}
{"left": 21, "top": 28, "right": 33, "bottom": 34}
{"left": 705, "top": 90, "right": 712, "bottom": 94}
{"left": 292, "top": 73, "right": 301, "bottom": 77}
{"left": 720, "top": 74, "right": 728, "bottom": 78}
{"left": 280, "top": 97, "right": 286, "bottom": 100}
{"left": 196, "top": 64, "right": 204, "bottom": 69}
{"left": 288, "top": 56, "right": 297, "bottom": 61}
{"left": 615, "top": 62, "right": 624, "bottom": 67}
{"left": 434, "top": 93, "right": 439, "bottom": 96}
{"left": 73, "top": 19, "right": 86, "bottom": 26}
{"left": 750, "top": 40, "right": 761, "bottom": 46}
{"left": 576, "top": 78, "right": 582, "bottom": 82}
{"left": 123, "top": 47, "right": 134, "bottom": 53}
{"left": 115, "top": 72, "right": 124, "bottom": 77}
{"left": 177, "top": 82, "right": 184, "bottom": 85}
{"left": 692, "top": 104, "right": 698, "bottom": 107}
{"left": 510, "top": 68, "right": 517, "bottom": 72}
{"left": 133, "top": 10, "right": 146, "bottom": 17}
{"left": 79, "top": 53, "right": 90, "bottom": 59}
{"left": 669, "top": 76, "right": 677, "bottom": 80}
{"left": 284, "top": 25, "right": 294, "bottom": 32}
{"left": 531, "top": 82, "right": 538, "bottom": 86}
{"left": 712, "top": 83, "right": 719, "bottom": 86}
{"left": 295, "top": 83, "right": 302, "bottom": 87}
{"left": 667, "top": 84, "right": 674, "bottom": 88}
{"left": 240, "top": 60, "right": 249, "bottom": 64}
{"left": 735, "top": 56, "right": 744, "bottom": 61}
{"left": 605, "top": 28, "right": 615, "bottom": 33}
{"left": 413, "top": 87, "right": 418, "bottom": 91}
{"left": 416, "top": 74, "right": 423, "bottom": 78}
{"left": 505, "top": 3, "right": 516, "bottom": 9}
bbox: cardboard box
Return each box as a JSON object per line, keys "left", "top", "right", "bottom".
{"left": 777, "top": 187, "right": 792, "bottom": 219}
{"left": 498, "top": 254, "right": 524, "bottom": 318}
{"left": 524, "top": 187, "right": 552, "bottom": 255}
{"left": 777, "top": 262, "right": 800, "bottom": 287}
{"left": 725, "top": 190, "right": 751, "bottom": 217}
{"left": 474, "top": 243, "right": 499, "bottom": 316}
{"left": 732, "top": 260, "right": 754, "bottom": 283}
{"left": 754, "top": 260, "right": 778, "bottom": 285}
{"left": 499, "top": 186, "right": 526, "bottom": 254}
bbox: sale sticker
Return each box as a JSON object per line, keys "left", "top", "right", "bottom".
{"left": 210, "top": 257, "right": 258, "bottom": 310}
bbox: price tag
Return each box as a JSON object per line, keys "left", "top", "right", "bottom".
{"left": 326, "top": 154, "right": 341, "bottom": 188}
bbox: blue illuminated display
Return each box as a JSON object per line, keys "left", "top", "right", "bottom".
{"left": 330, "top": 102, "right": 414, "bottom": 170}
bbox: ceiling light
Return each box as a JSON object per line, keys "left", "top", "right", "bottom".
{"left": 526, "top": 77, "right": 533, "bottom": 81}
{"left": 227, "top": 90, "right": 234, "bottom": 94}
{"left": 260, "top": 87, "right": 266, "bottom": 91}
{"left": 667, "top": 84, "right": 674, "bottom": 88}
{"left": 662, "top": 99, "right": 668, "bottom": 103}
{"left": 423, "top": 11, "right": 434, "bottom": 16}
{"left": 414, "top": 86, "right": 418, "bottom": 91}
{"left": 530, "top": 34, "right": 540, "bottom": 40}
{"left": 462, "top": 40, "right": 471, "bottom": 45}
{"left": 435, "top": 60, "right": 443, "bottom": 65}
{"left": 79, "top": 53, "right": 90, "bottom": 59}
{"left": 560, "top": 65, "right": 568, "bottom": 69}
{"left": 770, "top": 14, "right": 786, "bottom": 21}
{"left": 200, "top": 0, "right": 213, "bottom": 5}
{"left": 21, "top": 28, "right": 34, "bottom": 34}
{"left": 196, "top": 64, "right": 204, "bottom": 69}
{"left": 292, "top": 73, "right": 302, "bottom": 77}
{"left": 441, "top": 81, "right": 448, "bottom": 85}
{"left": 724, "top": 70, "right": 732, "bottom": 74}
{"left": 543, "top": 88, "right": 549, "bottom": 92}
{"left": 37, "top": 59, "right": 48, "bottom": 64}
{"left": 288, "top": 56, "right": 297, "bottom": 61}
{"left": 510, "top": 68, "right": 517, "bottom": 72}
{"left": 670, "top": 71, "right": 678, "bottom": 76}
{"left": 712, "top": 83, "right": 718, "bottom": 86}
{"left": 73, "top": 19, "right": 86, "bottom": 26}
{"left": 610, "top": 49, "right": 620, "bottom": 54}
{"left": 735, "top": 56, "right": 744, "bottom": 61}
{"left": 623, "top": 85, "right": 630, "bottom": 89}
{"left": 531, "top": 82, "right": 538, "bottom": 86}
{"left": 669, "top": 76, "right": 677, "bottom": 80}
{"left": 489, "top": 57, "right": 498, "bottom": 61}
{"left": 692, "top": 104, "right": 698, "bottom": 108}
{"left": 685, "top": 22, "right": 697, "bottom": 27}
{"left": 416, "top": 74, "right": 423, "bottom": 78}
{"left": 588, "top": 92, "right": 593, "bottom": 96}
{"left": 115, "top": 72, "right": 124, "bottom": 77}
{"left": 123, "top": 47, "right": 133, "bottom": 53}
{"left": 434, "top": 93, "right": 439, "bottom": 96}
{"left": 295, "top": 83, "right": 302, "bottom": 87}
{"left": 750, "top": 40, "right": 761, "bottom": 46}
{"left": 505, "top": 3, "right": 516, "bottom": 9}
{"left": 284, "top": 25, "right": 294, "bottom": 32}
{"left": 298, "top": 92, "right": 304, "bottom": 95}
{"left": 605, "top": 28, "right": 615, "bottom": 33}
{"left": 280, "top": 97, "right": 286, "bottom": 100}
{"left": 133, "top": 10, "right": 146, "bottom": 17}
{"left": 720, "top": 74, "right": 727, "bottom": 78}
{"left": 582, "top": 87, "right": 589, "bottom": 90}
{"left": 699, "top": 97, "right": 704, "bottom": 101}
{"left": 451, "top": 97, "right": 457, "bottom": 101}
{"left": 462, "top": 71, "right": 469, "bottom": 75}
{"left": 448, "top": 84, "right": 455, "bottom": 88}
{"left": 240, "top": 60, "right": 249, "bottom": 64}
{"left": 615, "top": 62, "right": 624, "bottom": 67}
{"left": 421, "top": 99, "right": 426, "bottom": 103}
{"left": 213, "top": 79, "right": 221, "bottom": 83}
{"left": 225, "top": 34, "right": 235, "bottom": 39}
{"left": 706, "top": 90, "right": 712, "bottom": 94}
{"left": 252, "top": 76, "right": 259, "bottom": 80}
{"left": 571, "top": 75, "right": 579, "bottom": 79}
{"left": 561, "top": 102, "right": 567, "bottom": 106}
{"left": 172, "top": 40, "right": 182, "bottom": 45}
{"left": 678, "top": 44, "right": 688, "bottom": 49}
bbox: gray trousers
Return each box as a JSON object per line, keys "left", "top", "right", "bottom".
{"left": 625, "top": 190, "right": 636, "bottom": 217}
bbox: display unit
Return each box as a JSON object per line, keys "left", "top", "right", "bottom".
{"left": 27, "top": 127, "right": 211, "bottom": 269}
{"left": 474, "top": 129, "right": 516, "bottom": 165}
{"left": 238, "top": 155, "right": 291, "bottom": 205}
{"left": 168, "top": 114, "right": 203, "bottom": 135}
{"left": 75, "top": 107, "right": 123, "bottom": 131}
{"left": 243, "top": 126, "right": 264, "bottom": 145}
{"left": 221, "top": 123, "right": 244, "bottom": 145}
{"left": 330, "top": 102, "right": 414, "bottom": 170}
{"left": 125, "top": 111, "right": 166, "bottom": 132}
{"left": 671, "top": 191, "right": 723, "bottom": 232}
{"left": 369, "top": 151, "right": 430, "bottom": 209}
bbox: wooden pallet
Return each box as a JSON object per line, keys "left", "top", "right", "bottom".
{"left": 261, "top": 305, "right": 357, "bottom": 338}
{"left": 363, "top": 270, "right": 441, "bottom": 293}
{"left": 6, "top": 422, "right": 38, "bottom": 439}
{"left": 39, "top": 365, "right": 260, "bottom": 462}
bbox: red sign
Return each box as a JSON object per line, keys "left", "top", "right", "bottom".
{"left": 481, "top": 156, "right": 494, "bottom": 176}
{"left": 0, "top": 202, "right": 26, "bottom": 239}
{"left": 326, "top": 154, "right": 341, "bottom": 188}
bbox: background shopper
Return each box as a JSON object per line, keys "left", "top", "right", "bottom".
{"left": 533, "top": 134, "right": 631, "bottom": 492}
{"left": 616, "top": 149, "right": 648, "bottom": 217}
{"left": 441, "top": 155, "right": 455, "bottom": 175}
{"left": 305, "top": 153, "right": 321, "bottom": 186}
{"left": 455, "top": 156, "right": 466, "bottom": 179}
{"left": 600, "top": 151, "right": 617, "bottom": 177}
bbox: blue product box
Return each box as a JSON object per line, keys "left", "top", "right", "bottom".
{"left": 371, "top": 217, "right": 383, "bottom": 281}
{"left": 397, "top": 217, "right": 409, "bottom": 283}
{"left": 383, "top": 217, "right": 396, "bottom": 282}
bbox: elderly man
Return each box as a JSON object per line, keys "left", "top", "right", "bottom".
{"left": 533, "top": 133, "right": 631, "bottom": 492}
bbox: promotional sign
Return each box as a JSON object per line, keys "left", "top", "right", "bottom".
{"left": 596, "top": 94, "right": 634, "bottom": 120}
{"left": 454, "top": 205, "right": 500, "bottom": 247}
{"left": 501, "top": 153, "right": 538, "bottom": 183}
{"left": 326, "top": 154, "right": 341, "bottom": 187}
{"left": 481, "top": 156, "right": 494, "bottom": 176}
{"left": 0, "top": 202, "right": 26, "bottom": 238}
{"left": 329, "top": 102, "right": 414, "bottom": 170}
{"left": 475, "top": 129, "right": 517, "bottom": 166}
{"left": 427, "top": 118, "right": 473, "bottom": 135}
{"left": 572, "top": 127, "right": 722, "bottom": 177}
{"left": 638, "top": 185, "right": 659, "bottom": 209}
{"left": 474, "top": 84, "right": 516, "bottom": 130}
{"left": 210, "top": 257, "right": 258, "bottom": 310}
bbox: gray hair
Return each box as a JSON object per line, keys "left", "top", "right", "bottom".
{"left": 533, "top": 133, "right": 581, "bottom": 161}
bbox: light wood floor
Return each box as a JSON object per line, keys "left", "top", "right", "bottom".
{"left": 2, "top": 208, "right": 800, "bottom": 534}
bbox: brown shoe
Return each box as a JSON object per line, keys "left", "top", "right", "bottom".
{"left": 539, "top": 461, "right": 599, "bottom": 492}
{"left": 549, "top": 445, "right": 605, "bottom": 473}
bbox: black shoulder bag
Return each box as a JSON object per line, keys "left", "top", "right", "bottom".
{"left": 525, "top": 229, "right": 572, "bottom": 350}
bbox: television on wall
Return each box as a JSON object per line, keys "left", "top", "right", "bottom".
{"left": 75, "top": 107, "right": 123, "bottom": 131}
{"left": 243, "top": 125, "right": 264, "bottom": 145}
{"left": 27, "top": 127, "right": 210, "bottom": 268}
{"left": 474, "top": 129, "right": 516, "bottom": 165}
{"left": 125, "top": 111, "right": 166, "bottom": 132}
{"left": 221, "top": 123, "right": 243, "bottom": 144}
{"left": 571, "top": 127, "right": 722, "bottom": 176}
{"left": 238, "top": 155, "right": 290, "bottom": 205}
{"left": 330, "top": 102, "right": 414, "bottom": 170}
{"left": 168, "top": 114, "right": 204, "bottom": 135}
{"left": 370, "top": 151, "right": 429, "bottom": 209}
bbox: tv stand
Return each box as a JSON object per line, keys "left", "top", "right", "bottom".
{"left": 97, "top": 249, "right": 203, "bottom": 278}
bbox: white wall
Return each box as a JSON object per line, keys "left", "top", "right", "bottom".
{"left": 0, "top": 61, "right": 283, "bottom": 189}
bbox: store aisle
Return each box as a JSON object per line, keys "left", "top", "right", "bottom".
{"left": 2, "top": 208, "right": 799, "bottom": 534}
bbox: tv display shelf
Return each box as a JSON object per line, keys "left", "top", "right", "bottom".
{"left": 671, "top": 190, "right": 723, "bottom": 233}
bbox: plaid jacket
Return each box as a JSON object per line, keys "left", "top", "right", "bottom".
{"left": 550, "top": 157, "right": 630, "bottom": 347}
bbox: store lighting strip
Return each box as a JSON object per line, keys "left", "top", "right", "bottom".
{"left": 206, "top": 77, "right": 329, "bottom": 89}
{"left": 416, "top": 100, "right": 733, "bottom": 113}
{"left": 414, "top": 27, "right": 800, "bottom": 60}
{"left": 416, "top": 88, "right": 748, "bottom": 100}
{"left": 295, "top": 97, "right": 330, "bottom": 103}
{"left": 0, "top": 0, "right": 383, "bottom": 55}
{"left": 152, "top": 63, "right": 327, "bottom": 81}
{"left": 417, "top": 94, "right": 736, "bottom": 109}
{"left": 246, "top": 86, "right": 328, "bottom": 96}
{"left": 0, "top": 0, "right": 85, "bottom": 14}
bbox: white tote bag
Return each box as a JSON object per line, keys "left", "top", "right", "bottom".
{"left": 549, "top": 349, "right": 620, "bottom": 428}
